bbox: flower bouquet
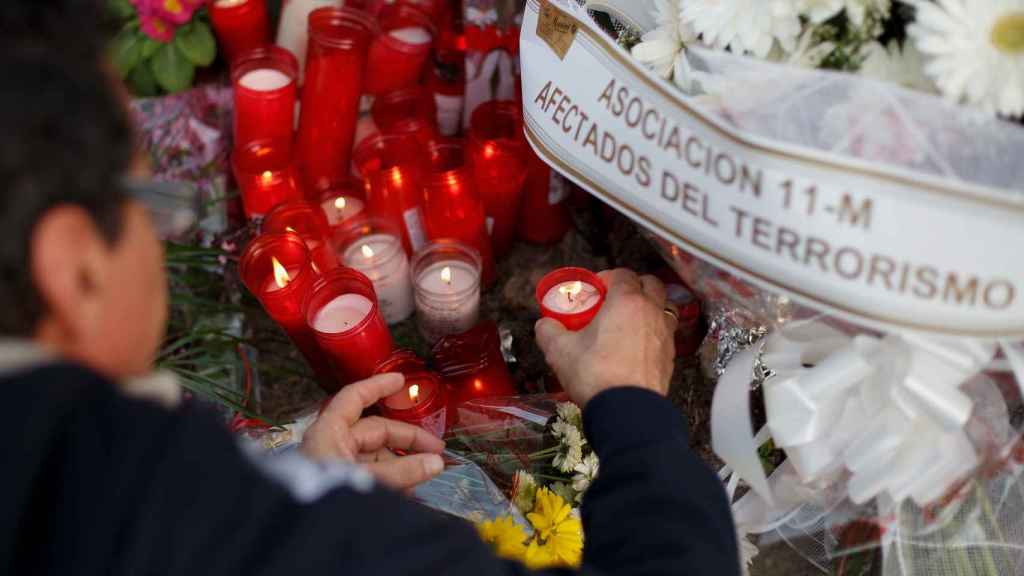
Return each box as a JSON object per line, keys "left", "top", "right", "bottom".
{"left": 519, "top": 1, "right": 1024, "bottom": 574}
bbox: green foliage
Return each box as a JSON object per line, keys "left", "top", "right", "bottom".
{"left": 176, "top": 21, "right": 217, "bottom": 67}
{"left": 109, "top": 25, "right": 144, "bottom": 77}
{"left": 151, "top": 41, "right": 196, "bottom": 94}
{"left": 107, "top": 0, "right": 135, "bottom": 20}
{"left": 128, "top": 59, "right": 160, "bottom": 97}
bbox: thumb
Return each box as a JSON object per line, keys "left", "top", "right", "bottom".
{"left": 365, "top": 453, "right": 445, "bottom": 491}
{"left": 535, "top": 317, "right": 572, "bottom": 361}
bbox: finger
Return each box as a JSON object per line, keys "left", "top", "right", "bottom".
{"left": 535, "top": 317, "right": 572, "bottom": 358}
{"left": 351, "top": 416, "right": 446, "bottom": 455}
{"left": 638, "top": 274, "right": 668, "bottom": 307}
{"left": 357, "top": 448, "right": 397, "bottom": 464}
{"left": 365, "top": 453, "right": 445, "bottom": 490}
{"left": 323, "top": 373, "right": 406, "bottom": 426}
{"left": 597, "top": 268, "right": 643, "bottom": 296}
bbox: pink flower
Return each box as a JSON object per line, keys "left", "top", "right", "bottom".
{"left": 139, "top": 12, "right": 175, "bottom": 43}
{"left": 152, "top": 0, "right": 199, "bottom": 25}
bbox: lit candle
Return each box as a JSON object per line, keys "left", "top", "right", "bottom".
{"left": 354, "top": 133, "right": 428, "bottom": 254}
{"left": 232, "top": 47, "right": 298, "bottom": 149}
{"left": 263, "top": 201, "right": 339, "bottom": 273}
{"left": 263, "top": 256, "right": 299, "bottom": 293}
{"left": 376, "top": 350, "right": 449, "bottom": 438}
{"left": 306, "top": 267, "right": 394, "bottom": 384}
{"left": 535, "top": 267, "right": 607, "bottom": 331}
{"left": 321, "top": 195, "right": 366, "bottom": 227}
{"left": 412, "top": 241, "right": 482, "bottom": 343}
{"left": 275, "top": 0, "right": 340, "bottom": 81}
{"left": 468, "top": 100, "right": 529, "bottom": 258}
{"left": 209, "top": 0, "right": 271, "bottom": 64}
{"left": 340, "top": 222, "right": 414, "bottom": 324}
{"left": 232, "top": 138, "right": 302, "bottom": 219}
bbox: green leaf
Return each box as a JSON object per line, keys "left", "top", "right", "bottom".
{"left": 141, "top": 36, "right": 161, "bottom": 60}
{"left": 107, "top": 0, "right": 135, "bottom": 20}
{"left": 109, "top": 27, "right": 143, "bottom": 78}
{"left": 175, "top": 21, "right": 216, "bottom": 67}
{"left": 128, "top": 60, "right": 160, "bottom": 97}
{"left": 151, "top": 42, "right": 195, "bottom": 93}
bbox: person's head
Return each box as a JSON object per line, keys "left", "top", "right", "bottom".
{"left": 0, "top": 1, "right": 167, "bottom": 379}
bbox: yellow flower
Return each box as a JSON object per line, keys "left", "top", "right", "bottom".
{"left": 523, "top": 539, "right": 560, "bottom": 569}
{"left": 477, "top": 516, "right": 528, "bottom": 560}
{"left": 526, "top": 488, "right": 584, "bottom": 567}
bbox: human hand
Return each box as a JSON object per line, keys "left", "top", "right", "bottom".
{"left": 535, "top": 268, "right": 677, "bottom": 407}
{"left": 303, "top": 373, "right": 446, "bottom": 491}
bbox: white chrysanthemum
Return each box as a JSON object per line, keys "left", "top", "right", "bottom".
{"left": 555, "top": 402, "right": 583, "bottom": 430}
{"left": 797, "top": 0, "right": 890, "bottom": 26}
{"left": 909, "top": 0, "right": 1024, "bottom": 117}
{"left": 553, "top": 427, "right": 585, "bottom": 473}
{"left": 859, "top": 40, "right": 937, "bottom": 93}
{"left": 681, "top": 0, "right": 802, "bottom": 59}
{"left": 570, "top": 453, "right": 600, "bottom": 502}
{"left": 631, "top": 0, "right": 697, "bottom": 90}
{"left": 785, "top": 30, "right": 837, "bottom": 67}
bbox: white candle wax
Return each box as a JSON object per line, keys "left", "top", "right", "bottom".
{"left": 276, "top": 0, "right": 341, "bottom": 80}
{"left": 342, "top": 234, "right": 414, "bottom": 324}
{"left": 321, "top": 195, "right": 365, "bottom": 226}
{"left": 312, "top": 293, "right": 373, "bottom": 334}
{"left": 542, "top": 281, "right": 600, "bottom": 314}
{"left": 388, "top": 26, "right": 432, "bottom": 45}
{"left": 414, "top": 260, "right": 480, "bottom": 342}
{"left": 239, "top": 68, "right": 292, "bottom": 91}
{"left": 263, "top": 267, "right": 300, "bottom": 293}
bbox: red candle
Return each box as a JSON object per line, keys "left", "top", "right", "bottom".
{"left": 517, "top": 146, "right": 572, "bottom": 244}
{"left": 232, "top": 138, "right": 302, "bottom": 219}
{"left": 306, "top": 267, "right": 394, "bottom": 384}
{"left": 364, "top": 4, "right": 434, "bottom": 95}
{"left": 535, "top": 267, "right": 607, "bottom": 331}
{"left": 421, "top": 139, "right": 495, "bottom": 286}
{"left": 371, "top": 87, "right": 439, "bottom": 147}
{"left": 375, "top": 350, "right": 448, "bottom": 438}
{"left": 353, "top": 133, "right": 428, "bottom": 254}
{"left": 209, "top": 0, "right": 271, "bottom": 65}
{"left": 468, "top": 100, "right": 529, "bottom": 258}
{"left": 432, "top": 320, "right": 516, "bottom": 406}
{"left": 295, "top": 7, "right": 376, "bottom": 193}
{"left": 231, "top": 46, "right": 298, "bottom": 149}
{"left": 239, "top": 233, "right": 338, "bottom": 390}
{"left": 262, "top": 201, "right": 339, "bottom": 274}
{"left": 317, "top": 180, "right": 368, "bottom": 230}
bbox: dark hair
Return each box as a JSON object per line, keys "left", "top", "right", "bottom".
{"left": 0, "top": 0, "right": 134, "bottom": 335}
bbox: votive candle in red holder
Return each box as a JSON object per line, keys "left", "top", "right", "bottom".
{"left": 239, "top": 233, "right": 337, "bottom": 390}
{"left": 263, "top": 200, "right": 339, "bottom": 273}
{"left": 306, "top": 267, "right": 394, "bottom": 385}
{"left": 535, "top": 267, "right": 607, "bottom": 331}
{"left": 371, "top": 87, "right": 438, "bottom": 147}
{"left": 296, "top": 7, "right": 376, "bottom": 193}
{"left": 432, "top": 320, "right": 516, "bottom": 406}
{"left": 232, "top": 46, "right": 298, "bottom": 148}
{"left": 232, "top": 138, "right": 302, "bottom": 219}
{"left": 518, "top": 146, "right": 571, "bottom": 244}
{"left": 364, "top": 4, "right": 434, "bottom": 95}
{"left": 317, "top": 179, "right": 367, "bottom": 230}
{"left": 209, "top": 0, "right": 271, "bottom": 65}
{"left": 375, "top": 350, "right": 448, "bottom": 437}
{"left": 468, "top": 100, "right": 529, "bottom": 257}
{"left": 421, "top": 139, "right": 495, "bottom": 285}
{"left": 354, "top": 133, "right": 428, "bottom": 254}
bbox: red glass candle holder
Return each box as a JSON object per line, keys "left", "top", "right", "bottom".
{"left": 239, "top": 233, "right": 337, "bottom": 390}
{"left": 232, "top": 138, "right": 302, "bottom": 219}
{"left": 262, "top": 201, "right": 338, "bottom": 273}
{"left": 375, "top": 350, "right": 448, "bottom": 437}
{"left": 296, "top": 7, "right": 377, "bottom": 193}
{"left": 364, "top": 4, "right": 435, "bottom": 95}
{"left": 231, "top": 46, "right": 298, "bottom": 149}
{"left": 317, "top": 179, "right": 368, "bottom": 230}
{"left": 306, "top": 267, "right": 394, "bottom": 385}
{"left": 371, "top": 87, "right": 438, "bottom": 147}
{"left": 535, "top": 267, "right": 607, "bottom": 331}
{"left": 518, "top": 146, "right": 571, "bottom": 244}
{"left": 432, "top": 320, "right": 516, "bottom": 407}
{"left": 468, "top": 100, "right": 529, "bottom": 257}
{"left": 209, "top": 0, "right": 271, "bottom": 65}
{"left": 421, "top": 139, "right": 495, "bottom": 285}
{"left": 353, "top": 133, "right": 428, "bottom": 254}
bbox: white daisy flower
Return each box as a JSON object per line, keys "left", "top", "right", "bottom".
{"left": 570, "top": 453, "right": 600, "bottom": 501}
{"left": 797, "top": 0, "right": 890, "bottom": 26}
{"left": 859, "top": 40, "right": 937, "bottom": 93}
{"left": 681, "top": 0, "right": 802, "bottom": 59}
{"left": 631, "top": 0, "right": 697, "bottom": 90}
{"left": 553, "top": 426, "right": 585, "bottom": 473}
{"left": 555, "top": 401, "right": 583, "bottom": 430}
{"left": 909, "top": 0, "right": 1024, "bottom": 117}
{"left": 785, "top": 29, "right": 837, "bottom": 68}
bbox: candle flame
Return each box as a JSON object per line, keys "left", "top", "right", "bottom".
{"left": 441, "top": 266, "right": 452, "bottom": 284}
{"left": 559, "top": 280, "right": 583, "bottom": 302}
{"left": 285, "top": 226, "right": 297, "bottom": 233}
{"left": 361, "top": 244, "right": 375, "bottom": 259}
{"left": 260, "top": 170, "right": 274, "bottom": 185}
{"left": 271, "top": 256, "right": 291, "bottom": 288}
{"left": 310, "top": 261, "right": 320, "bottom": 275}
{"left": 334, "top": 197, "right": 347, "bottom": 210}
{"left": 483, "top": 142, "right": 497, "bottom": 159}
{"left": 409, "top": 384, "right": 420, "bottom": 403}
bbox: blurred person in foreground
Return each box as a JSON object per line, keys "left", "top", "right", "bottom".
{"left": 1, "top": 1, "right": 738, "bottom": 574}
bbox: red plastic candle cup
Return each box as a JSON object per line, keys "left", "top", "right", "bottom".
{"left": 468, "top": 101, "right": 529, "bottom": 258}
{"left": 375, "top": 350, "right": 448, "bottom": 437}
{"left": 364, "top": 4, "right": 434, "bottom": 95}
{"left": 353, "top": 133, "right": 428, "bottom": 254}
{"left": 239, "top": 233, "right": 337, "bottom": 390}
{"left": 306, "top": 267, "right": 394, "bottom": 385}
{"left": 232, "top": 46, "right": 298, "bottom": 148}
{"left": 421, "top": 139, "right": 495, "bottom": 286}
{"left": 411, "top": 240, "right": 482, "bottom": 344}
{"left": 209, "top": 0, "right": 271, "bottom": 65}
{"left": 517, "top": 146, "right": 571, "bottom": 244}
{"left": 296, "top": 7, "right": 376, "bottom": 193}
{"left": 535, "top": 267, "right": 607, "bottom": 331}
{"left": 432, "top": 320, "right": 516, "bottom": 407}
{"left": 317, "top": 180, "right": 367, "bottom": 230}
{"left": 232, "top": 139, "right": 302, "bottom": 219}
{"left": 263, "top": 200, "right": 339, "bottom": 273}
{"left": 371, "top": 87, "right": 438, "bottom": 147}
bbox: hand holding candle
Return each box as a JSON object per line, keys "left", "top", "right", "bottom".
{"left": 375, "top": 351, "right": 449, "bottom": 438}
{"left": 535, "top": 267, "right": 606, "bottom": 331}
